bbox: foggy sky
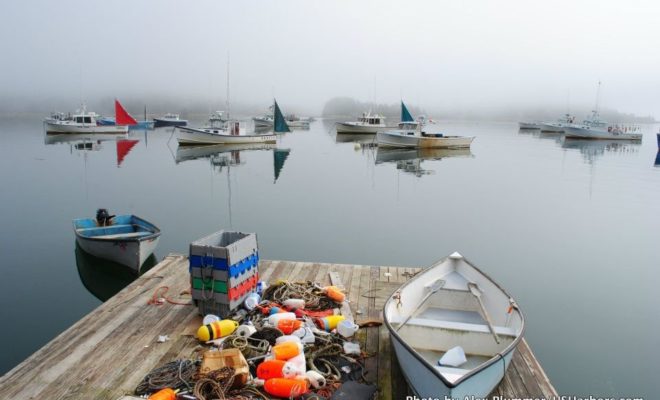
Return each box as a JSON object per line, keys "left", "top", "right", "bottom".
{"left": 2, "top": 0, "right": 659, "bottom": 117}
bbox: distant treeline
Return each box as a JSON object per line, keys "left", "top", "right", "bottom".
{"left": 321, "top": 97, "right": 657, "bottom": 123}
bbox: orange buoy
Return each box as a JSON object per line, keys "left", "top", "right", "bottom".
{"left": 148, "top": 388, "right": 177, "bottom": 400}
{"left": 324, "top": 286, "right": 345, "bottom": 303}
{"left": 277, "top": 319, "right": 303, "bottom": 335}
{"left": 272, "top": 341, "right": 302, "bottom": 360}
{"left": 197, "top": 319, "right": 239, "bottom": 341}
{"left": 264, "top": 378, "right": 309, "bottom": 398}
{"left": 257, "top": 359, "right": 287, "bottom": 380}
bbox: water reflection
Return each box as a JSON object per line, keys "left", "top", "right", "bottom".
{"left": 561, "top": 138, "right": 641, "bottom": 164}
{"left": 654, "top": 151, "right": 660, "bottom": 167}
{"left": 75, "top": 243, "right": 157, "bottom": 302}
{"left": 175, "top": 143, "right": 291, "bottom": 183}
{"left": 335, "top": 133, "right": 376, "bottom": 144}
{"left": 44, "top": 132, "right": 126, "bottom": 152}
{"left": 518, "top": 128, "right": 563, "bottom": 144}
{"left": 375, "top": 147, "right": 473, "bottom": 177}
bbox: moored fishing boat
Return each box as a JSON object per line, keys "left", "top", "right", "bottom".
{"left": 376, "top": 102, "right": 474, "bottom": 149}
{"left": 539, "top": 113, "right": 575, "bottom": 133}
{"left": 563, "top": 110, "right": 642, "bottom": 140}
{"left": 384, "top": 252, "right": 524, "bottom": 398}
{"left": 176, "top": 99, "right": 289, "bottom": 145}
{"left": 518, "top": 121, "right": 541, "bottom": 130}
{"left": 73, "top": 210, "right": 161, "bottom": 272}
{"left": 336, "top": 111, "right": 387, "bottom": 133}
{"left": 45, "top": 105, "right": 128, "bottom": 134}
{"left": 153, "top": 113, "right": 188, "bottom": 127}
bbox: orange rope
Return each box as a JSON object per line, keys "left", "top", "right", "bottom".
{"left": 147, "top": 286, "right": 192, "bottom": 306}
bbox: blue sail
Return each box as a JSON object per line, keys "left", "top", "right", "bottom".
{"left": 273, "top": 100, "right": 290, "bottom": 133}
{"left": 401, "top": 101, "right": 414, "bottom": 122}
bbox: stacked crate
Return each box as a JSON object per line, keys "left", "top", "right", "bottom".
{"left": 189, "top": 230, "right": 259, "bottom": 316}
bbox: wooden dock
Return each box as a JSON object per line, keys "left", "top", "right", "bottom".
{"left": 0, "top": 254, "right": 558, "bottom": 399}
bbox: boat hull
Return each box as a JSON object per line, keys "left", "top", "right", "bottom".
{"left": 128, "top": 121, "right": 155, "bottom": 130}
{"left": 335, "top": 122, "right": 385, "bottom": 134}
{"left": 73, "top": 215, "right": 161, "bottom": 273}
{"left": 177, "top": 126, "right": 277, "bottom": 145}
{"left": 153, "top": 118, "right": 187, "bottom": 128}
{"left": 539, "top": 123, "right": 565, "bottom": 133}
{"left": 391, "top": 332, "right": 515, "bottom": 398}
{"left": 377, "top": 131, "right": 474, "bottom": 148}
{"left": 518, "top": 122, "right": 540, "bottom": 130}
{"left": 383, "top": 252, "right": 524, "bottom": 398}
{"left": 45, "top": 121, "right": 128, "bottom": 134}
{"left": 564, "top": 126, "right": 642, "bottom": 140}
{"left": 253, "top": 117, "right": 273, "bottom": 128}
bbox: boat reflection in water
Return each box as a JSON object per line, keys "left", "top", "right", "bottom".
{"left": 654, "top": 151, "right": 660, "bottom": 167}
{"left": 175, "top": 143, "right": 291, "bottom": 183}
{"left": 376, "top": 147, "right": 473, "bottom": 177}
{"left": 561, "top": 138, "right": 640, "bottom": 164}
{"left": 45, "top": 132, "right": 127, "bottom": 152}
{"left": 335, "top": 133, "right": 377, "bottom": 145}
{"left": 45, "top": 132, "right": 140, "bottom": 167}
{"left": 75, "top": 243, "right": 157, "bottom": 302}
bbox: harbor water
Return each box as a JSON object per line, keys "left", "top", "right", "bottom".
{"left": 0, "top": 116, "right": 658, "bottom": 398}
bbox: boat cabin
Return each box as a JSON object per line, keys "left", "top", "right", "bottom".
{"left": 358, "top": 113, "right": 385, "bottom": 125}
{"left": 163, "top": 113, "right": 180, "bottom": 120}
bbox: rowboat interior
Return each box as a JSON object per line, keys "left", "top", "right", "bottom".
{"left": 386, "top": 253, "right": 524, "bottom": 385}
{"left": 73, "top": 215, "right": 156, "bottom": 240}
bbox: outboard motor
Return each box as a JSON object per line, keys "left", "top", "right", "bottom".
{"left": 96, "top": 208, "right": 114, "bottom": 226}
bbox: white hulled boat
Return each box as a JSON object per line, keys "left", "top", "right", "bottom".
{"left": 45, "top": 105, "right": 128, "bottom": 134}
{"left": 564, "top": 110, "right": 642, "bottom": 140}
{"left": 177, "top": 99, "right": 289, "bottom": 145}
{"left": 539, "top": 114, "right": 575, "bottom": 133}
{"left": 376, "top": 102, "right": 474, "bottom": 149}
{"left": 336, "top": 111, "right": 387, "bottom": 133}
{"left": 384, "top": 252, "right": 524, "bottom": 398}
{"left": 153, "top": 113, "right": 188, "bottom": 128}
{"left": 518, "top": 122, "right": 541, "bottom": 130}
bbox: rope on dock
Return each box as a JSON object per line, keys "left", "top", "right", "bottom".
{"left": 147, "top": 285, "right": 192, "bottom": 306}
{"left": 134, "top": 359, "right": 198, "bottom": 395}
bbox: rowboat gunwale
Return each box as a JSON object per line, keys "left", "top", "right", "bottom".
{"left": 383, "top": 253, "right": 526, "bottom": 389}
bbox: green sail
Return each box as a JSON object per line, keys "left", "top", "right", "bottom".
{"left": 273, "top": 148, "right": 291, "bottom": 183}
{"left": 273, "top": 99, "right": 291, "bottom": 133}
{"left": 401, "top": 101, "right": 414, "bottom": 122}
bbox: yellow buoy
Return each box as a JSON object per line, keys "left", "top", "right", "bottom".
{"left": 197, "top": 319, "right": 238, "bottom": 341}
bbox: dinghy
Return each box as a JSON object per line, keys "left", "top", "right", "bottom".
{"left": 384, "top": 252, "right": 524, "bottom": 398}
{"left": 73, "top": 210, "right": 161, "bottom": 272}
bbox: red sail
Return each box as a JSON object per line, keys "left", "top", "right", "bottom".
{"left": 115, "top": 99, "right": 138, "bottom": 125}
{"left": 116, "top": 139, "right": 139, "bottom": 166}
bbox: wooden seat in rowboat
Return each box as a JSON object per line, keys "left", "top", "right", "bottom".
{"left": 93, "top": 231, "right": 154, "bottom": 239}
{"left": 404, "top": 317, "right": 517, "bottom": 337}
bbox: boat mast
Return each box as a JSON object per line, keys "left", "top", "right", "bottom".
{"left": 593, "top": 80, "right": 601, "bottom": 118}
{"left": 226, "top": 53, "right": 230, "bottom": 120}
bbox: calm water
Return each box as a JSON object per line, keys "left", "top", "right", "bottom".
{"left": 0, "top": 116, "right": 658, "bottom": 397}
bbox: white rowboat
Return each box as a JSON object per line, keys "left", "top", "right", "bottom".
{"left": 384, "top": 252, "right": 524, "bottom": 398}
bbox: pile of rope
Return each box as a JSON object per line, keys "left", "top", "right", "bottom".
{"left": 261, "top": 281, "right": 339, "bottom": 311}
{"left": 134, "top": 359, "right": 198, "bottom": 396}
{"left": 193, "top": 366, "right": 235, "bottom": 400}
{"left": 222, "top": 335, "right": 270, "bottom": 359}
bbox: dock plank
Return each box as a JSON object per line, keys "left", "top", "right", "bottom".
{"left": 0, "top": 255, "right": 557, "bottom": 400}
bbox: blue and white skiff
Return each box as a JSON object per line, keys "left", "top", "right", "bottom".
{"left": 73, "top": 215, "right": 161, "bottom": 272}
{"left": 384, "top": 252, "right": 524, "bottom": 398}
